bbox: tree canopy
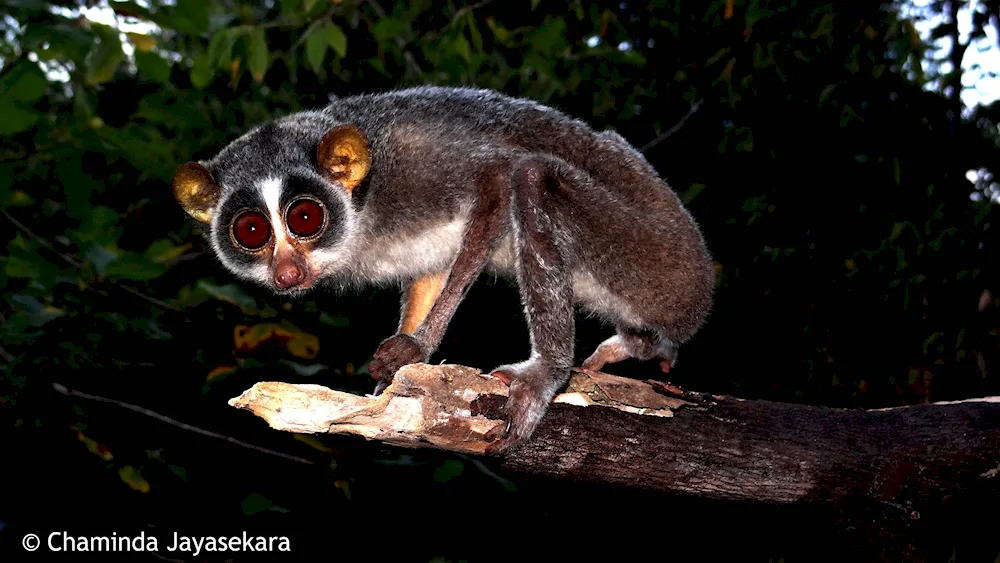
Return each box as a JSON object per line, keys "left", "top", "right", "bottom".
{"left": 2, "top": 0, "right": 999, "bottom": 560}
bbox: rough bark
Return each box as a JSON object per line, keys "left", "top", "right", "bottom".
{"left": 229, "top": 363, "right": 1000, "bottom": 560}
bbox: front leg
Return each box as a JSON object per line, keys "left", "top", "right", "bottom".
{"left": 368, "top": 273, "right": 445, "bottom": 395}
{"left": 398, "top": 273, "right": 446, "bottom": 335}
{"left": 369, "top": 170, "right": 510, "bottom": 393}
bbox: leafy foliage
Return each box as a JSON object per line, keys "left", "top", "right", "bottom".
{"left": 2, "top": 0, "right": 999, "bottom": 559}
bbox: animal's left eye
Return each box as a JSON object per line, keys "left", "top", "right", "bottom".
{"left": 231, "top": 210, "right": 272, "bottom": 250}
{"left": 286, "top": 198, "right": 325, "bottom": 238}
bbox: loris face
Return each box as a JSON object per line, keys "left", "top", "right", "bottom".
{"left": 209, "top": 172, "right": 353, "bottom": 294}
{"left": 171, "top": 122, "right": 372, "bottom": 295}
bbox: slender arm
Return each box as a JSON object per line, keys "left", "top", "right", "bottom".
{"left": 398, "top": 273, "right": 446, "bottom": 334}
{"left": 410, "top": 182, "right": 509, "bottom": 352}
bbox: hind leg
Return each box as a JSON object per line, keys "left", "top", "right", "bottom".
{"left": 486, "top": 156, "right": 576, "bottom": 455}
{"left": 582, "top": 328, "right": 678, "bottom": 373}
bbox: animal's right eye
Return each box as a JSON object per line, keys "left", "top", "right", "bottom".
{"left": 231, "top": 211, "right": 272, "bottom": 250}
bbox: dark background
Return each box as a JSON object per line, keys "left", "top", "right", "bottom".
{"left": 2, "top": 0, "right": 1000, "bottom": 561}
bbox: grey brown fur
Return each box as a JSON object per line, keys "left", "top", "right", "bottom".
{"left": 175, "top": 85, "right": 715, "bottom": 454}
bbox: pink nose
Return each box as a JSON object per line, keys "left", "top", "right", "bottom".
{"left": 274, "top": 261, "right": 305, "bottom": 289}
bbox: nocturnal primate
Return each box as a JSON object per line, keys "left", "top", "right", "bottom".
{"left": 172, "top": 85, "right": 715, "bottom": 454}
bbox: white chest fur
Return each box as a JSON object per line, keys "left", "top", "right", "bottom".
{"left": 352, "top": 219, "right": 634, "bottom": 326}
{"left": 355, "top": 219, "right": 469, "bottom": 280}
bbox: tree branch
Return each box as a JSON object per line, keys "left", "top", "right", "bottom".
{"left": 54, "top": 382, "right": 314, "bottom": 465}
{"left": 228, "top": 362, "right": 1000, "bottom": 498}
{"left": 0, "top": 207, "right": 182, "bottom": 312}
{"left": 229, "top": 363, "right": 1000, "bottom": 559}
{"left": 639, "top": 98, "right": 704, "bottom": 153}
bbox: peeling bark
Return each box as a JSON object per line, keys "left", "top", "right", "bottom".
{"left": 229, "top": 363, "right": 1000, "bottom": 561}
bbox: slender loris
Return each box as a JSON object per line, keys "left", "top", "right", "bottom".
{"left": 172, "top": 85, "right": 715, "bottom": 454}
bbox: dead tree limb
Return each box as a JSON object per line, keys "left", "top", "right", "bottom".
{"left": 229, "top": 363, "right": 1000, "bottom": 559}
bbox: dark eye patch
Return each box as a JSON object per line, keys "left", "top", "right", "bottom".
{"left": 214, "top": 187, "right": 269, "bottom": 266}
{"left": 281, "top": 175, "right": 346, "bottom": 247}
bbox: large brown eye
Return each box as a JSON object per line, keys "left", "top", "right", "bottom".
{"left": 286, "top": 199, "right": 324, "bottom": 238}
{"left": 231, "top": 211, "right": 271, "bottom": 250}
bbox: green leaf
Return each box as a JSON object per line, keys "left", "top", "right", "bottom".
{"left": 134, "top": 51, "right": 171, "bottom": 83}
{"left": 303, "top": 0, "right": 318, "bottom": 12}
{"left": 105, "top": 252, "right": 169, "bottom": 281}
{"left": 365, "top": 57, "right": 388, "bottom": 76}
{"left": 279, "top": 0, "right": 300, "bottom": 16}
{"left": 810, "top": 12, "right": 836, "bottom": 39}
{"left": 130, "top": 318, "right": 172, "bottom": 339}
{"left": 0, "top": 61, "right": 48, "bottom": 102}
{"left": 0, "top": 61, "right": 47, "bottom": 134}
{"left": 452, "top": 34, "right": 471, "bottom": 63}
{"left": 55, "top": 156, "right": 101, "bottom": 220}
{"left": 373, "top": 18, "right": 408, "bottom": 41}
{"left": 305, "top": 22, "right": 328, "bottom": 73}
{"left": 433, "top": 459, "right": 464, "bottom": 482}
{"left": 168, "top": 465, "right": 188, "bottom": 481}
{"left": 119, "top": 465, "right": 150, "bottom": 493}
{"left": 0, "top": 106, "right": 39, "bottom": 135}
{"left": 201, "top": 363, "right": 244, "bottom": 394}
{"left": 109, "top": 1, "right": 156, "bottom": 23}
{"left": 466, "top": 13, "right": 483, "bottom": 52}
{"left": 110, "top": 1, "right": 202, "bottom": 35}
{"left": 319, "top": 312, "right": 349, "bottom": 326}
{"left": 71, "top": 206, "right": 121, "bottom": 245}
{"left": 96, "top": 311, "right": 128, "bottom": 332}
{"left": 190, "top": 53, "right": 214, "bottom": 89}
{"left": 487, "top": 20, "right": 512, "bottom": 44}
{"left": 1, "top": 190, "right": 35, "bottom": 207}
{"left": 891, "top": 221, "right": 906, "bottom": 242}
{"left": 126, "top": 32, "right": 157, "bottom": 52}
{"left": 247, "top": 29, "right": 269, "bottom": 82}
{"left": 241, "top": 493, "right": 273, "bottom": 516}
{"left": 196, "top": 280, "right": 262, "bottom": 314}
{"left": 8, "top": 295, "right": 65, "bottom": 327}
{"left": 818, "top": 83, "right": 837, "bottom": 104}
{"left": 746, "top": 8, "right": 775, "bottom": 26}
{"left": 304, "top": 20, "right": 346, "bottom": 70}
{"left": 84, "top": 244, "right": 118, "bottom": 275}
{"left": 6, "top": 0, "right": 44, "bottom": 11}
{"left": 4, "top": 255, "right": 36, "bottom": 278}
{"left": 143, "top": 239, "right": 189, "bottom": 263}
{"left": 85, "top": 28, "right": 125, "bottom": 85}
{"left": 4, "top": 251, "right": 59, "bottom": 286}
{"left": 532, "top": 18, "right": 568, "bottom": 53}
{"left": 172, "top": 0, "right": 211, "bottom": 35}
{"left": 207, "top": 28, "right": 239, "bottom": 69}
{"left": 325, "top": 22, "right": 347, "bottom": 57}
{"left": 680, "top": 183, "right": 707, "bottom": 204}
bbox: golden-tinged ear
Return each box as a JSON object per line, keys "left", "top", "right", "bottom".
{"left": 172, "top": 162, "right": 220, "bottom": 224}
{"left": 317, "top": 124, "right": 372, "bottom": 193}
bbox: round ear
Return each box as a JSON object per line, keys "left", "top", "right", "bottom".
{"left": 317, "top": 124, "right": 372, "bottom": 193}
{"left": 172, "top": 162, "right": 220, "bottom": 224}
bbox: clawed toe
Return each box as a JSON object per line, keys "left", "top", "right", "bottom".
{"left": 368, "top": 333, "right": 427, "bottom": 391}
{"left": 372, "top": 378, "right": 391, "bottom": 396}
{"left": 489, "top": 369, "right": 514, "bottom": 386}
{"left": 480, "top": 361, "right": 565, "bottom": 456}
{"left": 485, "top": 434, "right": 519, "bottom": 455}
{"left": 483, "top": 420, "right": 508, "bottom": 443}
